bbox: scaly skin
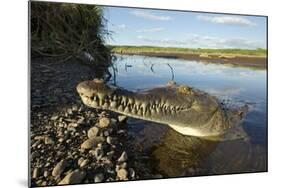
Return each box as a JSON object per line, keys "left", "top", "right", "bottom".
{"left": 76, "top": 79, "right": 247, "bottom": 138}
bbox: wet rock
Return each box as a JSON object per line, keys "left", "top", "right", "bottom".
{"left": 52, "top": 160, "right": 68, "bottom": 177}
{"left": 118, "top": 115, "right": 127, "bottom": 123}
{"left": 94, "top": 173, "right": 104, "bottom": 183}
{"left": 87, "top": 127, "right": 100, "bottom": 139}
{"left": 80, "top": 137, "right": 104, "bottom": 149}
{"left": 58, "top": 169, "right": 86, "bottom": 185}
{"left": 117, "top": 151, "right": 128, "bottom": 163}
{"left": 117, "top": 169, "right": 128, "bottom": 180}
{"left": 98, "top": 117, "right": 110, "bottom": 128}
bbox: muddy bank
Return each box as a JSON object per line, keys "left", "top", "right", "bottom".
{"left": 114, "top": 52, "right": 267, "bottom": 69}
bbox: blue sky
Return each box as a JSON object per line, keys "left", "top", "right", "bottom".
{"left": 103, "top": 6, "right": 267, "bottom": 49}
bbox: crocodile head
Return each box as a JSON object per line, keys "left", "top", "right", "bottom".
{"left": 77, "top": 79, "right": 247, "bottom": 138}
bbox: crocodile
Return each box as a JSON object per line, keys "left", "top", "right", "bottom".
{"left": 76, "top": 79, "right": 248, "bottom": 138}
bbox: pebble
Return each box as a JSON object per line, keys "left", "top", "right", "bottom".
{"left": 117, "top": 151, "right": 128, "bottom": 163}
{"left": 32, "top": 167, "right": 39, "bottom": 179}
{"left": 58, "top": 169, "right": 86, "bottom": 185}
{"left": 51, "top": 115, "right": 59, "bottom": 121}
{"left": 77, "top": 157, "right": 84, "bottom": 166}
{"left": 117, "top": 169, "right": 128, "bottom": 180}
{"left": 52, "top": 160, "right": 68, "bottom": 177}
{"left": 43, "top": 171, "right": 50, "bottom": 178}
{"left": 80, "top": 137, "right": 104, "bottom": 149}
{"left": 94, "top": 147, "right": 104, "bottom": 160}
{"left": 94, "top": 173, "right": 104, "bottom": 183}
{"left": 118, "top": 115, "right": 127, "bottom": 123}
{"left": 44, "top": 136, "right": 54, "bottom": 145}
{"left": 87, "top": 127, "right": 100, "bottom": 139}
{"left": 68, "top": 122, "right": 79, "bottom": 128}
{"left": 98, "top": 117, "right": 111, "bottom": 128}
{"left": 79, "top": 159, "right": 90, "bottom": 168}
{"left": 106, "top": 136, "right": 117, "bottom": 145}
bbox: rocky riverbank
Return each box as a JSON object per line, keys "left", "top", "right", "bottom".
{"left": 30, "top": 58, "right": 159, "bottom": 186}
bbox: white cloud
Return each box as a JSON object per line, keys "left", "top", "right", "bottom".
{"left": 137, "top": 27, "right": 165, "bottom": 33}
{"left": 130, "top": 10, "right": 172, "bottom": 21}
{"left": 137, "top": 34, "right": 265, "bottom": 49}
{"left": 197, "top": 15, "right": 256, "bottom": 27}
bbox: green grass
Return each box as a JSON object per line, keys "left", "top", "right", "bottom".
{"left": 109, "top": 45, "right": 267, "bottom": 57}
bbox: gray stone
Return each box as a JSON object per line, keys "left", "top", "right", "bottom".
{"left": 32, "top": 168, "right": 39, "bottom": 179}
{"left": 94, "top": 173, "right": 104, "bottom": 183}
{"left": 87, "top": 127, "right": 100, "bottom": 139}
{"left": 51, "top": 115, "right": 59, "bottom": 121}
{"left": 44, "top": 136, "right": 54, "bottom": 145}
{"left": 58, "top": 169, "right": 86, "bottom": 185}
{"left": 68, "top": 122, "right": 79, "bottom": 128}
{"left": 79, "top": 159, "right": 90, "bottom": 168}
{"left": 80, "top": 137, "right": 104, "bottom": 149}
{"left": 43, "top": 171, "right": 49, "bottom": 178}
{"left": 77, "top": 157, "right": 84, "bottom": 166}
{"left": 117, "top": 151, "right": 128, "bottom": 163}
{"left": 52, "top": 160, "right": 68, "bottom": 177}
{"left": 98, "top": 117, "right": 111, "bottom": 128}
{"left": 117, "top": 169, "right": 128, "bottom": 180}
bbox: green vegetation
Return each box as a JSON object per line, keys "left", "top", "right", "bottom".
{"left": 31, "top": 2, "right": 113, "bottom": 68}
{"left": 110, "top": 45, "right": 267, "bottom": 57}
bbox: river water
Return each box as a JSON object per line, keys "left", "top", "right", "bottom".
{"left": 110, "top": 54, "right": 267, "bottom": 177}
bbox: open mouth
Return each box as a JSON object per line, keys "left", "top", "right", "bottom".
{"left": 79, "top": 91, "right": 190, "bottom": 117}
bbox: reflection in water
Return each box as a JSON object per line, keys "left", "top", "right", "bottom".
{"left": 151, "top": 128, "right": 267, "bottom": 177}
{"left": 110, "top": 54, "right": 267, "bottom": 176}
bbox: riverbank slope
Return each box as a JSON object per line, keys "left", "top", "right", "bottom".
{"left": 111, "top": 46, "right": 267, "bottom": 69}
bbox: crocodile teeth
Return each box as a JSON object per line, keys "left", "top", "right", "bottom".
{"left": 132, "top": 108, "right": 137, "bottom": 115}
{"left": 156, "top": 107, "right": 161, "bottom": 113}
{"left": 118, "top": 105, "right": 124, "bottom": 111}
{"left": 124, "top": 106, "right": 130, "bottom": 114}
{"left": 110, "top": 101, "right": 117, "bottom": 108}
{"left": 137, "top": 109, "right": 142, "bottom": 116}
{"left": 103, "top": 103, "right": 109, "bottom": 108}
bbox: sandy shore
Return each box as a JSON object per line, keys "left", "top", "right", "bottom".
{"left": 114, "top": 52, "right": 267, "bottom": 69}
